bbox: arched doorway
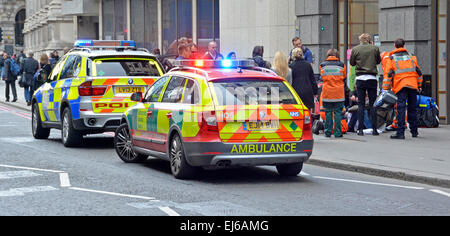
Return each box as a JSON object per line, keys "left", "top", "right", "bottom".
{"left": 15, "top": 9, "right": 26, "bottom": 47}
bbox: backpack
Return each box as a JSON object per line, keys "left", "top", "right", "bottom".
{"left": 417, "top": 95, "right": 439, "bottom": 128}
{"left": 8, "top": 59, "right": 20, "bottom": 76}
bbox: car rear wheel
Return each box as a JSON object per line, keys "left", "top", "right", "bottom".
{"left": 32, "top": 103, "right": 50, "bottom": 139}
{"left": 169, "top": 134, "right": 198, "bottom": 179}
{"left": 276, "top": 162, "right": 304, "bottom": 177}
{"left": 61, "top": 107, "right": 83, "bottom": 147}
{"left": 115, "top": 123, "right": 148, "bottom": 163}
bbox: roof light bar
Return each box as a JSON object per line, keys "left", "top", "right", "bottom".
{"left": 74, "top": 40, "right": 136, "bottom": 48}
{"left": 173, "top": 60, "right": 256, "bottom": 69}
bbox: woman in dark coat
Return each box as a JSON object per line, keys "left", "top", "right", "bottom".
{"left": 290, "top": 48, "right": 318, "bottom": 110}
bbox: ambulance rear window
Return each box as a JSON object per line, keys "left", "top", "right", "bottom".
{"left": 93, "top": 59, "right": 161, "bottom": 77}
{"left": 212, "top": 80, "right": 298, "bottom": 106}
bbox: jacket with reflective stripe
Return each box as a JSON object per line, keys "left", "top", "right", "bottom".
{"left": 382, "top": 48, "right": 423, "bottom": 94}
{"left": 320, "top": 56, "right": 346, "bottom": 102}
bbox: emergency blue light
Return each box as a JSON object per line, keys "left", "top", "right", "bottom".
{"left": 173, "top": 60, "right": 256, "bottom": 69}
{"left": 74, "top": 40, "right": 94, "bottom": 47}
{"left": 74, "top": 40, "right": 137, "bottom": 48}
{"left": 221, "top": 60, "right": 232, "bottom": 68}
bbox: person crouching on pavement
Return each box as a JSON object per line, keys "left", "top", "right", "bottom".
{"left": 383, "top": 38, "right": 423, "bottom": 140}
{"left": 320, "top": 49, "right": 347, "bottom": 138}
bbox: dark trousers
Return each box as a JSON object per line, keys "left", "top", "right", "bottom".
{"left": 356, "top": 80, "right": 378, "bottom": 131}
{"left": 396, "top": 88, "right": 418, "bottom": 136}
{"left": 5, "top": 81, "right": 17, "bottom": 101}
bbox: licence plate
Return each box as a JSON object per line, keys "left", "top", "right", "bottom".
{"left": 115, "top": 86, "right": 145, "bottom": 94}
{"left": 245, "top": 121, "right": 280, "bottom": 131}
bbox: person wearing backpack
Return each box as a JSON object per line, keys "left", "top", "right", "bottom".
{"left": 31, "top": 53, "right": 52, "bottom": 96}
{"left": 2, "top": 52, "right": 18, "bottom": 103}
{"left": 20, "top": 51, "right": 39, "bottom": 106}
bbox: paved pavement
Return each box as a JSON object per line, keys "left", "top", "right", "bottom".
{"left": 0, "top": 80, "right": 449, "bottom": 188}
{"left": 0, "top": 80, "right": 30, "bottom": 111}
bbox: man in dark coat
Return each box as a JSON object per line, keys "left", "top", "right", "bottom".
{"left": 21, "top": 52, "right": 39, "bottom": 105}
{"left": 2, "top": 52, "right": 18, "bottom": 102}
{"left": 290, "top": 48, "right": 318, "bottom": 110}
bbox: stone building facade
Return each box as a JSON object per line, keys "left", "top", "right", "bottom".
{"left": 0, "top": 0, "right": 26, "bottom": 55}
{"left": 23, "top": 0, "right": 99, "bottom": 57}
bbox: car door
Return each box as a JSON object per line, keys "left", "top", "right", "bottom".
{"left": 54, "top": 54, "right": 82, "bottom": 121}
{"left": 42, "top": 56, "right": 67, "bottom": 122}
{"left": 151, "top": 76, "right": 188, "bottom": 153}
{"left": 131, "top": 76, "right": 170, "bottom": 150}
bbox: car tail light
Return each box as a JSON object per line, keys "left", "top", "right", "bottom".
{"left": 302, "top": 110, "right": 313, "bottom": 140}
{"left": 79, "top": 81, "right": 107, "bottom": 96}
{"left": 199, "top": 111, "right": 218, "bottom": 132}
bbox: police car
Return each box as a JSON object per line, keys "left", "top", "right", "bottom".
{"left": 114, "top": 60, "right": 313, "bottom": 179}
{"left": 31, "top": 40, "right": 164, "bottom": 147}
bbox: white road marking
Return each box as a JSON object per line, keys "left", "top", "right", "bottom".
{"left": 69, "top": 187, "right": 156, "bottom": 200}
{"left": 0, "top": 164, "right": 64, "bottom": 173}
{"left": 300, "top": 171, "right": 310, "bottom": 176}
{"left": 159, "top": 206, "right": 181, "bottom": 216}
{"left": 0, "top": 171, "right": 41, "bottom": 179}
{"left": 59, "top": 173, "right": 71, "bottom": 187}
{"left": 430, "top": 189, "right": 450, "bottom": 198}
{"left": 0, "top": 186, "right": 58, "bottom": 197}
{"left": 313, "top": 176, "right": 425, "bottom": 190}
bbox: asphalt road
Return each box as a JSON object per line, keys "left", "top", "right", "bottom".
{"left": 0, "top": 103, "right": 449, "bottom": 216}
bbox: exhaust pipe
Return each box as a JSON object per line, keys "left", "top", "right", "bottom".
{"left": 216, "top": 160, "right": 232, "bottom": 167}
{"left": 87, "top": 118, "right": 97, "bottom": 126}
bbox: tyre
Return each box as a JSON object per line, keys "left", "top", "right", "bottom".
{"left": 114, "top": 123, "right": 148, "bottom": 163}
{"left": 276, "top": 162, "right": 304, "bottom": 177}
{"left": 169, "top": 134, "right": 198, "bottom": 179}
{"left": 32, "top": 103, "right": 50, "bottom": 139}
{"left": 61, "top": 107, "right": 83, "bottom": 147}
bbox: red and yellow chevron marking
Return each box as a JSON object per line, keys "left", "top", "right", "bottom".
{"left": 216, "top": 105, "right": 305, "bottom": 143}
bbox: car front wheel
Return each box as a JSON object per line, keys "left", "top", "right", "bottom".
{"left": 32, "top": 103, "right": 50, "bottom": 139}
{"left": 115, "top": 123, "right": 148, "bottom": 163}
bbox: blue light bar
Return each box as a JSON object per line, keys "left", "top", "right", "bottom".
{"left": 173, "top": 60, "right": 256, "bottom": 69}
{"left": 74, "top": 40, "right": 94, "bottom": 47}
{"left": 74, "top": 40, "right": 137, "bottom": 48}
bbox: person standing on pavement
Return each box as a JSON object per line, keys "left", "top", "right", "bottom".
{"left": 383, "top": 38, "right": 423, "bottom": 140}
{"left": 32, "top": 53, "right": 52, "bottom": 95}
{"left": 20, "top": 51, "right": 39, "bottom": 106}
{"left": 252, "top": 46, "right": 271, "bottom": 69}
{"left": 350, "top": 33, "right": 382, "bottom": 136}
{"left": 289, "top": 37, "right": 313, "bottom": 67}
{"left": 320, "top": 49, "right": 347, "bottom": 138}
{"left": 202, "top": 41, "right": 223, "bottom": 60}
{"left": 290, "top": 48, "right": 318, "bottom": 110}
{"left": 272, "top": 51, "right": 292, "bottom": 85}
{"left": 1, "top": 52, "right": 18, "bottom": 103}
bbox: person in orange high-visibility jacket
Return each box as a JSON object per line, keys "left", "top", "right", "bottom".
{"left": 383, "top": 38, "right": 423, "bottom": 139}
{"left": 381, "top": 51, "right": 407, "bottom": 131}
{"left": 320, "top": 49, "right": 347, "bottom": 138}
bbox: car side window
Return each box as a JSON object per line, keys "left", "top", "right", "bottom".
{"left": 60, "top": 55, "right": 81, "bottom": 80}
{"left": 48, "top": 56, "right": 67, "bottom": 82}
{"left": 145, "top": 76, "right": 170, "bottom": 103}
{"left": 182, "top": 79, "right": 200, "bottom": 104}
{"left": 162, "top": 76, "right": 186, "bottom": 103}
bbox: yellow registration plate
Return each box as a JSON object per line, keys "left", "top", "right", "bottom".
{"left": 246, "top": 121, "right": 279, "bottom": 131}
{"left": 115, "top": 86, "right": 145, "bottom": 94}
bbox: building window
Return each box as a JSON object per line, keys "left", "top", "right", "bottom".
{"left": 197, "top": 0, "right": 220, "bottom": 55}
{"left": 15, "top": 9, "right": 26, "bottom": 47}
{"left": 131, "top": 0, "right": 158, "bottom": 52}
{"left": 102, "top": 0, "right": 128, "bottom": 40}
{"left": 162, "top": 0, "right": 193, "bottom": 55}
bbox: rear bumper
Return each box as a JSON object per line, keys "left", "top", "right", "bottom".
{"left": 183, "top": 140, "right": 314, "bottom": 167}
{"left": 73, "top": 112, "right": 122, "bottom": 133}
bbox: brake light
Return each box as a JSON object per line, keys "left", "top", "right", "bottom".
{"left": 78, "top": 81, "right": 107, "bottom": 96}
{"left": 302, "top": 110, "right": 313, "bottom": 140}
{"left": 199, "top": 111, "right": 218, "bottom": 132}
